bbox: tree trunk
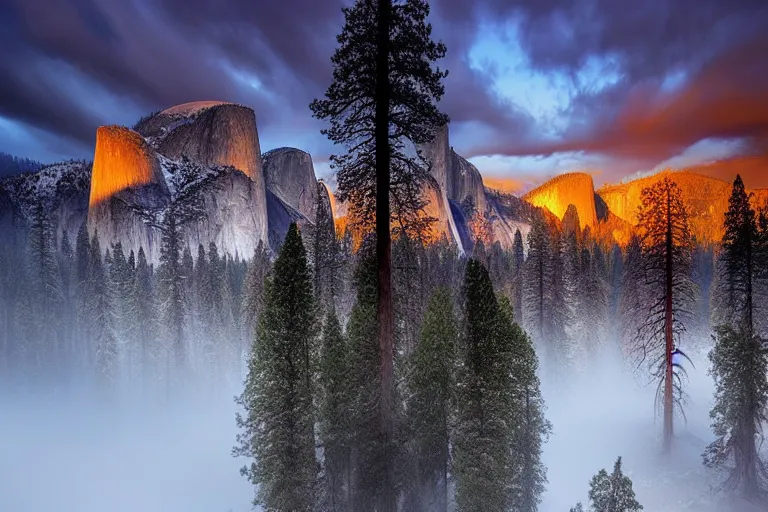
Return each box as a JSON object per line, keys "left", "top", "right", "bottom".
{"left": 441, "top": 413, "right": 449, "bottom": 512}
{"left": 375, "top": 1, "right": 396, "bottom": 511}
{"left": 746, "top": 238, "right": 753, "bottom": 335}
{"left": 663, "top": 188, "right": 674, "bottom": 454}
{"left": 741, "top": 401, "right": 759, "bottom": 500}
{"left": 741, "top": 229, "right": 758, "bottom": 499}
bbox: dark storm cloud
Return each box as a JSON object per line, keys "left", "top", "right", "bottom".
{"left": 0, "top": 0, "right": 535, "bottom": 163}
{"left": 436, "top": 0, "right": 768, "bottom": 167}
{"left": 1, "top": 0, "right": 766, "bottom": 175}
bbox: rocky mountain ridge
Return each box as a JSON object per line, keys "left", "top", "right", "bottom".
{"left": 2, "top": 102, "right": 765, "bottom": 260}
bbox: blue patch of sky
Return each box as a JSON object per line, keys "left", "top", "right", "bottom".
{"left": 0, "top": 117, "right": 80, "bottom": 164}
{"left": 462, "top": 18, "right": 623, "bottom": 188}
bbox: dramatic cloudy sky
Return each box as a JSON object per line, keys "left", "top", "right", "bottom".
{"left": 1, "top": 0, "right": 767, "bottom": 191}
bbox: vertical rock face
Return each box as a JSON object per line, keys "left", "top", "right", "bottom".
{"left": 597, "top": 170, "right": 765, "bottom": 245}
{"left": 84, "top": 102, "right": 272, "bottom": 263}
{"left": 87, "top": 125, "right": 169, "bottom": 260}
{"left": 179, "top": 168, "right": 266, "bottom": 261}
{"left": 450, "top": 151, "right": 488, "bottom": 214}
{"left": 138, "top": 101, "right": 269, "bottom": 251}
{"left": 88, "top": 126, "right": 167, "bottom": 207}
{"left": 524, "top": 173, "right": 598, "bottom": 228}
{"left": 420, "top": 176, "right": 462, "bottom": 247}
{"left": 152, "top": 103, "right": 264, "bottom": 182}
{"left": 421, "top": 123, "right": 452, "bottom": 197}
{"left": 262, "top": 148, "right": 319, "bottom": 223}
{"left": 419, "top": 123, "right": 533, "bottom": 252}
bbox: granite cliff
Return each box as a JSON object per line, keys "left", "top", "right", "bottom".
{"left": 597, "top": 171, "right": 768, "bottom": 245}
{"left": 4, "top": 104, "right": 766, "bottom": 260}
{"left": 524, "top": 173, "right": 598, "bottom": 229}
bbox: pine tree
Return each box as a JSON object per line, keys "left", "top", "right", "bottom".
{"left": 630, "top": 176, "right": 695, "bottom": 453}
{"left": 313, "top": 182, "right": 341, "bottom": 317}
{"left": 27, "top": 201, "right": 64, "bottom": 384}
{"left": 134, "top": 247, "right": 156, "bottom": 395}
{"left": 74, "top": 222, "right": 92, "bottom": 372}
{"left": 582, "top": 243, "right": 609, "bottom": 365}
{"left": 345, "top": 238, "right": 389, "bottom": 511}
{"left": 311, "top": 3, "right": 449, "bottom": 506}
{"left": 90, "top": 233, "right": 118, "bottom": 393}
{"left": 110, "top": 242, "right": 138, "bottom": 380}
{"left": 524, "top": 214, "right": 568, "bottom": 384}
{"left": 619, "top": 235, "right": 643, "bottom": 356}
{"left": 241, "top": 242, "right": 271, "bottom": 364}
{"left": 58, "top": 230, "right": 76, "bottom": 380}
{"left": 318, "top": 309, "right": 353, "bottom": 512}
{"left": 587, "top": 457, "right": 643, "bottom": 512}
{"left": 406, "top": 286, "right": 457, "bottom": 512}
{"left": 157, "top": 204, "right": 186, "bottom": 380}
{"left": 704, "top": 325, "right": 768, "bottom": 500}
{"left": 512, "top": 229, "right": 525, "bottom": 324}
{"left": 562, "top": 207, "right": 583, "bottom": 373}
{"left": 715, "top": 175, "right": 763, "bottom": 332}
{"left": 524, "top": 215, "right": 551, "bottom": 349}
{"left": 499, "top": 297, "right": 551, "bottom": 511}
{"left": 453, "top": 259, "right": 516, "bottom": 511}
{"left": 220, "top": 255, "right": 241, "bottom": 379}
{"left": 702, "top": 175, "right": 768, "bottom": 500}
{"left": 234, "top": 223, "right": 317, "bottom": 511}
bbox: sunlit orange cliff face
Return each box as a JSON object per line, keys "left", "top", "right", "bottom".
{"left": 597, "top": 170, "right": 768, "bottom": 246}
{"left": 88, "top": 125, "right": 165, "bottom": 207}
{"left": 523, "top": 172, "right": 598, "bottom": 228}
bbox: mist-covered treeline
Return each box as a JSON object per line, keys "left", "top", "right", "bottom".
{"left": 2, "top": 173, "right": 768, "bottom": 509}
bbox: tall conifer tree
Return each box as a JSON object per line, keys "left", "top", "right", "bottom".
{"left": 311, "top": 3, "right": 449, "bottom": 506}
{"left": 453, "top": 259, "right": 516, "bottom": 511}
{"left": 406, "top": 286, "right": 457, "bottom": 512}
{"left": 235, "top": 223, "right": 317, "bottom": 511}
{"left": 318, "top": 309, "right": 353, "bottom": 511}
{"left": 704, "top": 175, "right": 768, "bottom": 500}
{"left": 630, "top": 176, "right": 695, "bottom": 453}
{"left": 90, "top": 233, "right": 117, "bottom": 392}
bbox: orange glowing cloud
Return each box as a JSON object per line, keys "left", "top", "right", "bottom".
{"left": 675, "top": 154, "right": 768, "bottom": 189}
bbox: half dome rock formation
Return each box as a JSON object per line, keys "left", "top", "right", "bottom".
{"left": 137, "top": 101, "right": 264, "bottom": 182}
{"left": 85, "top": 100, "right": 275, "bottom": 263}
{"left": 88, "top": 126, "right": 167, "bottom": 207}
{"left": 138, "top": 101, "right": 269, "bottom": 251}
{"left": 262, "top": 148, "right": 319, "bottom": 223}
{"left": 524, "top": 173, "right": 598, "bottom": 228}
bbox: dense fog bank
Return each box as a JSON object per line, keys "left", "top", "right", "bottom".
{"left": 541, "top": 344, "right": 764, "bottom": 512}
{"left": 1, "top": 343, "right": 764, "bottom": 512}
{"left": 0, "top": 389, "right": 252, "bottom": 512}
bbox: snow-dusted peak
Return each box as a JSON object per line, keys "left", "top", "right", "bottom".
{"left": 1, "top": 160, "right": 90, "bottom": 212}
{"left": 159, "top": 101, "right": 235, "bottom": 118}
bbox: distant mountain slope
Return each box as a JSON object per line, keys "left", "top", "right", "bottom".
{"left": 0, "top": 152, "right": 43, "bottom": 178}
{"left": 4, "top": 105, "right": 765, "bottom": 256}
{"left": 597, "top": 170, "right": 767, "bottom": 245}
{"left": 0, "top": 160, "right": 91, "bottom": 244}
